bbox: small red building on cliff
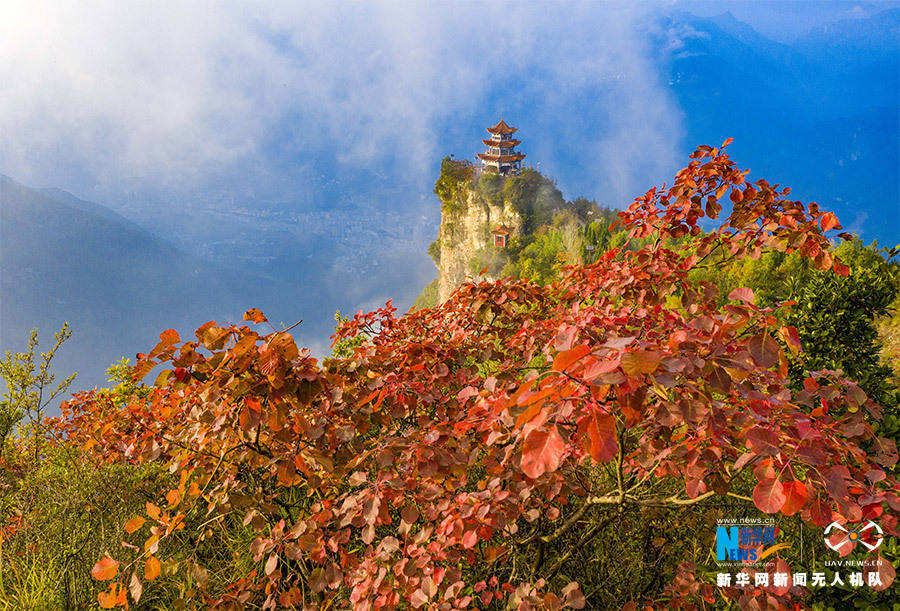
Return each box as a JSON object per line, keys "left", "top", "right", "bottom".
{"left": 491, "top": 225, "right": 511, "bottom": 248}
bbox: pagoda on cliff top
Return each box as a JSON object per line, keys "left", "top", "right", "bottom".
{"left": 477, "top": 118, "right": 525, "bottom": 176}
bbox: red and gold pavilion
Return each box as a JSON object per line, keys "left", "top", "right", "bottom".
{"left": 477, "top": 118, "right": 525, "bottom": 176}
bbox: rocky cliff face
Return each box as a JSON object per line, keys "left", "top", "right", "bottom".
{"left": 436, "top": 187, "right": 522, "bottom": 303}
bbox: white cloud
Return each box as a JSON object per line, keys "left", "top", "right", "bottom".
{"left": 0, "top": 1, "right": 684, "bottom": 209}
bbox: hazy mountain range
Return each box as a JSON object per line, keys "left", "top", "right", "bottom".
{"left": 1, "top": 9, "right": 897, "bottom": 395}
{"left": 656, "top": 9, "right": 898, "bottom": 240}
{"left": 0, "top": 175, "right": 251, "bottom": 388}
{"left": 0, "top": 174, "right": 435, "bottom": 392}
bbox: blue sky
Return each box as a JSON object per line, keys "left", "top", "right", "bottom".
{"left": 0, "top": 1, "right": 896, "bottom": 242}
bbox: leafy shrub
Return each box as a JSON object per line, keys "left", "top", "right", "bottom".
{"left": 434, "top": 157, "right": 474, "bottom": 210}
{"left": 412, "top": 278, "right": 439, "bottom": 311}
{"left": 50, "top": 144, "right": 899, "bottom": 610}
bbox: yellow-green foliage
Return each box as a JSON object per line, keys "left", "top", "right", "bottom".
{"left": 0, "top": 442, "right": 169, "bottom": 609}
{"left": 691, "top": 239, "right": 900, "bottom": 438}
{"left": 427, "top": 240, "right": 440, "bottom": 266}
{"left": 0, "top": 342, "right": 168, "bottom": 610}
{"left": 330, "top": 310, "right": 368, "bottom": 358}
{"left": 513, "top": 226, "right": 570, "bottom": 285}
{"left": 433, "top": 157, "right": 474, "bottom": 210}
{"left": 412, "top": 278, "right": 439, "bottom": 310}
{"left": 509, "top": 208, "right": 625, "bottom": 285}
{"left": 878, "top": 295, "right": 900, "bottom": 377}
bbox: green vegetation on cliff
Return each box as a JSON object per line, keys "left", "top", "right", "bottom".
{"left": 432, "top": 157, "right": 474, "bottom": 212}
{"left": 412, "top": 278, "right": 438, "bottom": 311}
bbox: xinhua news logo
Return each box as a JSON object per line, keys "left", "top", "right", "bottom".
{"left": 717, "top": 521, "right": 778, "bottom": 564}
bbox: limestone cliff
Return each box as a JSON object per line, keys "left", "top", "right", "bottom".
{"left": 414, "top": 157, "right": 580, "bottom": 309}
{"left": 436, "top": 190, "right": 522, "bottom": 302}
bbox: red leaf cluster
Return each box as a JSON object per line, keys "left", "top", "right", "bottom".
{"left": 55, "top": 144, "right": 896, "bottom": 609}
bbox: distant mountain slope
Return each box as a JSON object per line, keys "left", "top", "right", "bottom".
{"left": 37, "top": 186, "right": 153, "bottom": 235}
{"left": 795, "top": 8, "right": 899, "bottom": 118}
{"left": 0, "top": 175, "right": 253, "bottom": 392}
{"left": 652, "top": 10, "right": 899, "bottom": 247}
{"left": 0, "top": 175, "right": 434, "bottom": 397}
{"left": 795, "top": 8, "right": 899, "bottom": 67}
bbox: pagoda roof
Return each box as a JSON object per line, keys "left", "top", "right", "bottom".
{"left": 477, "top": 152, "right": 526, "bottom": 162}
{"left": 486, "top": 118, "right": 518, "bottom": 135}
{"left": 482, "top": 138, "right": 521, "bottom": 148}
{"left": 491, "top": 225, "right": 511, "bottom": 235}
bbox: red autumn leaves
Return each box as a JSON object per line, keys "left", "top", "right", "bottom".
{"left": 519, "top": 344, "right": 622, "bottom": 478}
{"left": 577, "top": 408, "right": 617, "bottom": 464}
{"left": 520, "top": 426, "right": 567, "bottom": 479}
{"left": 57, "top": 142, "right": 898, "bottom": 610}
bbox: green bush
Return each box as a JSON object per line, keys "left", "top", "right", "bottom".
{"left": 433, "top": 157, "right": 474, "bottom": 210}
{"left": 412, "top": 278, "right": 439, "bottom": 310}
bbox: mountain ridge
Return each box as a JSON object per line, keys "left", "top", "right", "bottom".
{"left": 0, "top": 175, "right": 256, "bottom": 394}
